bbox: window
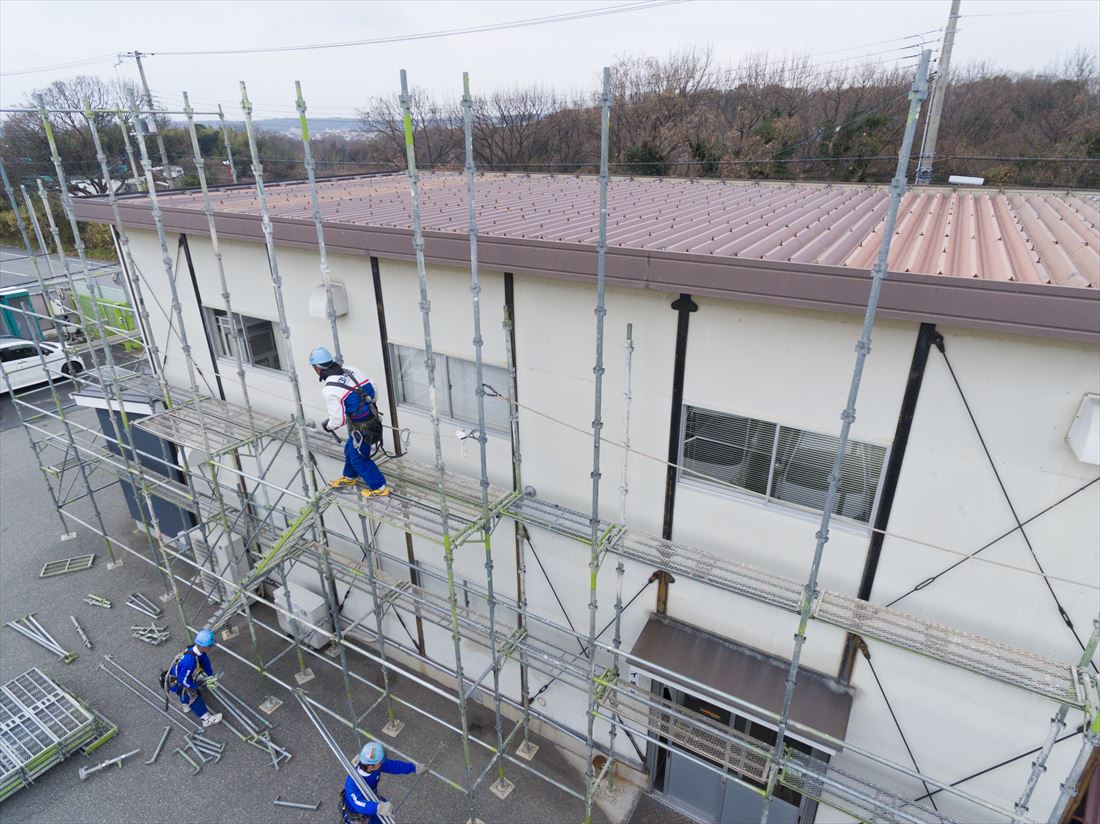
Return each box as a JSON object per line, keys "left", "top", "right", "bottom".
{"left": 203, "top": 308, "right": 284, "bottom": 372}
{"left": 1, "top": 344, "right": 39, "bottom": 363}
{"left": 390, "top": 343, "right": 510, "bottom": 432}
{"left": 681, "top": 406, "right": 887, "bottom": 524}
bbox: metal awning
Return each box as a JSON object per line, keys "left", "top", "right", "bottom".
{"left": 630, "top": 613, "right": 853, "bottom": 752}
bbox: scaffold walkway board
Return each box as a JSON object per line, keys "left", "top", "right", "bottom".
{"left": 0, "top": 669, "right": 98, "bottom": 802}
{"left": 47, "top": 395, "right": 1084, "bottom": 708}
{"left": 134, "top": 398, "right": 294, "bottom": 456}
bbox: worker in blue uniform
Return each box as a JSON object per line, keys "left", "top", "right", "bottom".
{"left": 310, "top": 346, "right": 389, "bottom": 498}
{"left": 164, "top": 628, "right": 223, "bottom": 728}
{"left": 341, "top": 741, "right": 416, "bottom": 823}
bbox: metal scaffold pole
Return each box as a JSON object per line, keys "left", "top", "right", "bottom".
{"left": 217, "top": 104, "right": 238, "bottom": 184}
{"left": 239, "top": 80, "right": 330, "bottom": 683}
{"left": 759, "top": 50, "right": 931, "bottom": 824}
{"left": 399, "top": 67, "right": 478, "bottom": 821}
{"left": 131, "top": 52, "right": 174, "bottom": 189}
{"left": 606, "top": 322, "right": 634, "bottom": 790}
{"left": 0, "top": 161, "right": 98, "bottom": 539}
{"left": 461, "top": 70, "right": 512, "bottom": 800}
{"left": 294, "top": 81, "right": 344, "bottom": 364}
{"left": 1048, "top": 709, "right": 1100, "bottom": 824}
{"left": 1015, "top": 619, "right": 1100, "bottom": 815}
{"left": 583, "top": 65, "right": 614, "bottom": 824}
{"left": 503, "top": 304, "right": 534, "bottom": 757}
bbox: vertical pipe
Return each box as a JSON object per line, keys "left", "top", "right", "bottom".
{"left": 132, "top": 52, "right": 174, "bottom": 189}
{"left": 217, "top": 105, "right": 238, "bottom": 184}
{"left": 1015, "top": 619, "right": 1100, "bottom": 814}
{"left": 357, "top": 506, "right": 398, "bottom": 728}
{"left": 607, "top": 322, "right": 634, "bottom": 788}
{"left": 398, "top": 67, "right": 477, "bottom": 820}
{"left": 583, "top": 66, "right": 613, "bottom": 824}
{"left": 461, "top": 70, "right": 510, "bottom": 792}
{"left": 238, "top": 80, "right": 326, "bottom": 677}
{"left": 503, "top": 282, "right": 532, "bottom": 750}
{"left": 0, "top": 161, "right": 91, "bottom": 537}
{"left": 915, "top": 0, "right": 962, "bottom": 184}
{"left": 759, "top": 51, "right": 931, "bottom": 823}
{"left": 1047, "top": 712, "right": 1100, "bottom": 824}
{"left": 294, "top": 81, "right": 343, "bottom": 363}
{"left": 370, "top": 255, "right": 427, "bottom": 655}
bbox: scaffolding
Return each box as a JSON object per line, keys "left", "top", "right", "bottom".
{"left": 1, "top": 57, "right": 1097, "bottom": 824}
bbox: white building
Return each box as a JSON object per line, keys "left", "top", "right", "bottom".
{"left": 76, "top": 174, "right": 1100, "bottom": 823}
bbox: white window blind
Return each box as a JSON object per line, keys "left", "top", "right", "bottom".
{"left": 682, "top": 406, "right": 887, "bottom": 524}
{"left": 390, "top": 343, "right": 509, "bottom": 432}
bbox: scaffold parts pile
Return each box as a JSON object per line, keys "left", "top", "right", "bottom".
{"left": 0, "top": 669, "right": 106, "bottom": 801}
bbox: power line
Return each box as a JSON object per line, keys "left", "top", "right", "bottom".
{"left": 0, "top": 53, "right": 119, "bottom": 78}
{"left": 145, "top": 0, "right": 687, "bottom": 57}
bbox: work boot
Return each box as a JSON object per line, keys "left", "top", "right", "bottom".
{"left": 329, "top": 476, "right": 358, "bottom": 489}
{"left": 201, "top": 712, "right": 223, "bottom": 728}
{"left": 361, "top": 485, "right": 390, "bottom": 498}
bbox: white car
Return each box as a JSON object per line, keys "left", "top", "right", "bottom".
{"left": 0, "top": 336, "right": 86, "bottom": 393}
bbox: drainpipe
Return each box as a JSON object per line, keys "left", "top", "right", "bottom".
{"left": 657, "top": 293, "right": 697, "bottom": 613}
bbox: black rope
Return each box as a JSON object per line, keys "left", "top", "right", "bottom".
{"left": 525, "top": 532, "right": 589, "bottom": 658}
{"left": 885, "top": 477, "right": 1099, "bottom": 608}
{"left": 912, "top": 727, "right": 1082, "bottom": 803}
{"left": 857, "top": 640, "right": 938, "bottom": 811}
{"left": 528, "top": 573, "right": 656, "bottom": 704}
{"left": 933, "top": 340, "right": 1096, "bottom": 671}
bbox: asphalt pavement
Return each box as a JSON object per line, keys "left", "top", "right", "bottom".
{"left": 0, "top": 395, "right": 632, "bottom": 823}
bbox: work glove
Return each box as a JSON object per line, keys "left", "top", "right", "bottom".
{"left": 321, "top": 420, "right": 332, "bottom": 433}
{"left": 375, "top": 801, "right": 392, "bottom": 816}
{"left": 202, "top": 675, "right": 219, "bottom": 690}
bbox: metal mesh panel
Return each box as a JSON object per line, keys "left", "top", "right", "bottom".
{"left": 135, "top": 397, "right": 293, "bottom": 455}
{"left": 782, "top": 751, "right": 959, "bottom": 824}
{"left": 816, "top": 592, "right": 1078, "bottom": 704}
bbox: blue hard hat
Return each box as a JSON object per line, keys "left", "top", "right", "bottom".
{"left": 309, "top": 346, "right": 334, "bottom": 366}
{"left": 194, "top": 628, "right": 216, "bottom": 648}
{"left": 359, "top": 741, "right": 384, "bottom": 765}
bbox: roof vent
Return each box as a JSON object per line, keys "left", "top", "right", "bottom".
{"left": 1066, "top": 394, "right": 1100, "bottom": 465}
{"left": 948, "top": 175, "right": 985, "bottom": 186}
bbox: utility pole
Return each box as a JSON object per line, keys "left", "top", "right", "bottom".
{"left": 915, "top": 0, "right": 961, "bottom": 184}
{"left": 131, "top": 52, "right": 174, "bottom": 189}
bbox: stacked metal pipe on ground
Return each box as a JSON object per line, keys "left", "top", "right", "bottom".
{"left": 207, "top": 680, "right": 290, "bottom": 769}
{"left": 130, "top": 623, "right": 170, "bottom": 645}
{"left": 125, "top": 592, "right": 163, "bottom": 619}
{"left": 5, "top": 614, "right": 77, "bottom": 663}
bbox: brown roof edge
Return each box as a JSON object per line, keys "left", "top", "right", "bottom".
{"left": 74, "top": 199, "right": 1100, "bottom": 345}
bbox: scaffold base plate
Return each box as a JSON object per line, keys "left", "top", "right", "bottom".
{"left": 60, "top": 532, "right": 76, "bottom": 542}
{"left": 220, "top": 626, "right": 239, "bottom": 641}
{"left": 158, "top": 592, "right": 173, "bottom": 603}
{"left": 382, "top": 718, "right": 404, "bottom": 737}
{"left": 515, "top": 741, "right": 539, "bottom": 761}
{"left": 294, "top": 668, "right": 315, "bottom": 685}
{"left": 259, "top": 696, "right": 283, "bottom": 715}
{"left": 323, "top": 644, "right": 341, "bottom": 659}
{"left": 106, "top": 560, "right": 123, "bottom": 570}
{"left": 489, "top": 777, "right": 515, "bottom": 800}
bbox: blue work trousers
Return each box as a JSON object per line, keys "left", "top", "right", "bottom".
{"left": 343, "top": 432, "right": 386, "bottom": 490}
{"left": 175, "top": 687, "right": 208, "bottom": 718}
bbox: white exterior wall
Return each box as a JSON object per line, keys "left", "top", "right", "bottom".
{"left": 122, "top": 228, "right": 1099, "bottom": 822}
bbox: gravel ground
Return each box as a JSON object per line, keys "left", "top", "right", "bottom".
{"left": 1, "top": 391, "right": 625, "bottom": 823}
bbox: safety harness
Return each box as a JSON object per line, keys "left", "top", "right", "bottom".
{"left": 328, "top": 369, "right": 384, "bottom": 454}
{"left": 160, "top": 647, "right": 199, "bottom": 710}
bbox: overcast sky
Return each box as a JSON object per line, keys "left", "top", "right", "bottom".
{"left": 1, "top": 0, "right": 1097, "bottom": 119}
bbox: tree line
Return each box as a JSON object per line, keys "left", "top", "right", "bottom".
{"left": 1, "top": 47, "right": 1097, "bottom": 216}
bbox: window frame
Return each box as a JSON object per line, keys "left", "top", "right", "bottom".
{"left": 202, "top": 306, "right": 287, "bottom": 375}
{"left": 388, "top": 342, "right": 510, "bottom": 435}
{"left": 677, "top": 404, "right": 890, "bottom": 530}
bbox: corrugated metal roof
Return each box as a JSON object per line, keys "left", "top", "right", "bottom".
{"left": 142, "top": 173, "right": 1099, "bottom": 288}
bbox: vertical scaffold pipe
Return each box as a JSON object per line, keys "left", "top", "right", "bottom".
{"left": 759, "top": 50, "right": 931, "bottom": 824}
{"left": 607, "top": 322, "right": 634, "bottom": 790}
{"left": 1015, "top": 619, "right": 1100, "bottom": 815}
{"left": 238, "top": 80, "right": 327, "bottom": 678}
{"left": 398, "top": 68, "right": 478, "bottom": 821}
{"left": 0, "top": 161, "right": 97, "bottom": 538}
{"left": 1047, "top": 709, "right": 1100, "bottom": 824}
{"left": 583, "top": 66, "right": 613, "bottom": 824}
{"left": 461, "top": 70, "right": 510, "bottom": 795}
{"left": 217, "top": 105, "right": 238, "bottom": 184}
{"left": 132, "top": 52, "right": 173, "bottom": 189}
{"left": 294, "top": 81, "right": 343, "bottom": 364}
